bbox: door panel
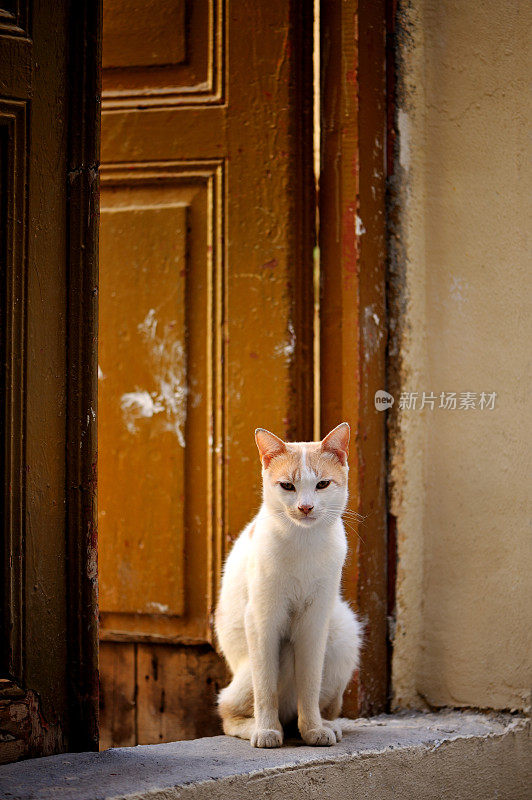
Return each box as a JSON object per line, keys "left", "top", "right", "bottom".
{"left": 102, "top": 0, "right": 222, "bottom": 107}
{"left": 136, "top": 644, "right": 228, "bottom": 745}
{"left": 100, "top": 197, "right": 187, "bottom": 618}
{"left": 99, "top": 0, "right": 314, "bottom": 745}
{"left": 99, "top": 163, "right": 222, "bottom": 642}
{"left": 99, "top": 642, "right": 136, "bottom": 750}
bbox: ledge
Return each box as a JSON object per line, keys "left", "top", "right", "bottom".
{"left": 0, "top": 711, "right": 529, "bottom": 800}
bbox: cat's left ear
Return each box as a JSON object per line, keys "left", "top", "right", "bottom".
{"left": 255, "top": 428, "right": 286, "bottom": 468}
{"left": 321, "top": 422, "right": 350, "bottom": 466}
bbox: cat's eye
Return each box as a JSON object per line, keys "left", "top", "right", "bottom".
{"left": 316, "top": 480, "right": 331, "bottom": 490}
{"left": 279, "top": 482, "right": 296, "bottom": 491}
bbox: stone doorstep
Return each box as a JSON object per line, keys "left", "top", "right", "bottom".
{"left": 0, "top": 711, "right": 529, "bottom": 800}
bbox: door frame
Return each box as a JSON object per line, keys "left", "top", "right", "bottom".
{"left": 65, "top": 0, "right": 101, "bottom": 752}
{"left": 0, "top": 0, "right": 101, "bottom": 763}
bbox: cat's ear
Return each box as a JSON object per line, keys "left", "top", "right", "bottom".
{"left": 321, "top": 422, "right": 350, "bottom": 466}
{"left": 255, "top": 428, "right": 286, "bottom": 469}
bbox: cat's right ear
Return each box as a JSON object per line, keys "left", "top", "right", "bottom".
{"left": 255, "top": 428, "right": 286, "bottom": 469}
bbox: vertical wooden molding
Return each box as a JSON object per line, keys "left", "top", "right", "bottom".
{"left": 210, "top": 162, "right": 226, "bottom": 637}
{"left": 289, "top": 0, "right": 316, "bottom": 444}
{"left": 0, "top": 99, "right": 28, "bottom": 684}
{"left": 65, "top": 0, "right": 101, "bottom": 751}
{"left": 385, "top": 0, "right": 399, "bottom": 709}
{"left": 320, "top": 0, "right": 388, "bottom": 715}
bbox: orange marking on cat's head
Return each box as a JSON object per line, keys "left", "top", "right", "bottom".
{"left": 307, "top": 447, "right": 348, "bottom": 486}
{"left": 265, "top": 447, "right": 306, "bottom": 484}
{"left": 255, "top": 424, "right": 350, "bottom": 486}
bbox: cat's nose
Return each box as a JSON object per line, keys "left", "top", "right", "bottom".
{"left": 298, "top": 504, "right": 314, "bottom": 516}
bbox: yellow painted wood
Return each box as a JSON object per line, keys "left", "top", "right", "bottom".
{"left": 99, "top": 181, "right": 187, "bottom": 617}
{"left": 99, "top": 0, "right": 314, "bottom": 745}
{"left": 103, "top": 0, "right": 186, "bottom": 69}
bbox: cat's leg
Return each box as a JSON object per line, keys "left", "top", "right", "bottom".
{"left": 217, "top": 662, "right": 255, "bottom": 740}
{"left": 292, "top": 603, "right": 337, "bottom": 746}
{"left": 320, "top": 599, "right": 362, "bottom": 741}
{"left": 245, "top": 605, "right": 284, "bottom": 748}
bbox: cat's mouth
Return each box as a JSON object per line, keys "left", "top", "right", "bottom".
{"left": 291, "top": 513, "right": 318, "bottom": 525}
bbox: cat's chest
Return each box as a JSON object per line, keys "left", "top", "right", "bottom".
{"left": 285, "top": 590, "right": 314, "bottom": 622}
{"left": 275, "top": 546, "right": 336, "bottom": 604}
{"left": 249, "top": 524, "right": 344, "bottom": 602}
{"left": 281, "top": 574, "right": 330, "bottom": 637}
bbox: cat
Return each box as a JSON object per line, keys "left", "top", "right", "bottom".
{"left": 215, "top": 422, "right": 362, "bottom": 748}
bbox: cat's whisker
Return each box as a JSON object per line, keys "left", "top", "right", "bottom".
{"left": 332, "top": 506, "right": 367, "bottom": 520}
{"left": 321, "top": 507, "right": 367, "bottom": 524}
{"left": 341, "top": 522, "right": 366, "bottom": 545}
{"left": 327, "top": 506, "right": 369, "bottom": 524}
{"left": 343, "top": 516, "right": 368, "bottom": 526}
{"left": 318, "top": 509, "right": 366, "bottom": 545}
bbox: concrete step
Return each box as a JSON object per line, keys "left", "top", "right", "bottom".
{"left": 0, "top": 711, "right": 529, "bottom": 800}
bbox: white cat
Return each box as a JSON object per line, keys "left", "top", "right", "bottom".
{"left": 215, "top": 422, "right": 362, "bottom": 748}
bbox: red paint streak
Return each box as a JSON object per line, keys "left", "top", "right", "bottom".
{"left": 261, "top": 258, "right": 278, "bottom": 271}
{"left": 346, "top": 67, "right": 357, "bottom": 87}
{"left": 342, "top": 202, "right": 360, "bottom": 284}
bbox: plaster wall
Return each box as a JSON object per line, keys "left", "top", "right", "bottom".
{"left": 390, "top": 0, "right": 532, "bottom": 710}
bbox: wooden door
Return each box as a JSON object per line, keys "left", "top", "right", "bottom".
{"left": 0, "top": 1, "right": 100, "bottom": 763}
{"left": 98, "top": 0, "right": 314, "bottom": 747}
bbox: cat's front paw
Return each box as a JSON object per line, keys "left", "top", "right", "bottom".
{"left": 301, "top": 725, "right": 337, "bottom": 746}
{"left": 322, "top": 718, "right": 342, "bottom": 742}
{"left": 251, "top": 727, "right": 283, "bottom": 748}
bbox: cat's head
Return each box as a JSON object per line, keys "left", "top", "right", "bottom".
{"left": 254, "top": 423, "right": 350, "bottom": 528}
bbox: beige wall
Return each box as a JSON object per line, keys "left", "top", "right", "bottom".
{"left": 390, "top": 0, "right": 532, "bottom": 711}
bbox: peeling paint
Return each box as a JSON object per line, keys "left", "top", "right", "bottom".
{"left": 120, "top": 309, "right": 187, "bottom": 447}
{"left": 137, "top": 307, "right": 158, "bottom": 340}
{"left": 397, "top": 109, "right": 410, "bottom": 171}
{"left": 121, "top": 390, "right": 164, "bottom": 431}
{"left": 363, "top": 305, "right": 384, "bottom": 362}
{"left": 0, "top": 685, "right": 65, "bottom": 764}
{"left": 274, "top": 320, "right": 296, "bottom": 361}
{"left": 449, "top": 276, "right": 468, "bottom": 305}
{"left": 146, "top": 601, "right": 169, "bottom": 614}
